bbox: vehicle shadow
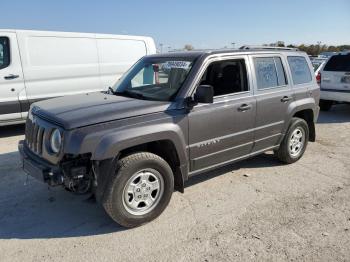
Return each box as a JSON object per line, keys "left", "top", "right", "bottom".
{"left": 317, "top": 104, "right": 350, "bottom": 124}
{"left": 0, "top": 150, "right": 280, "bottom": 239}
{"left": 0, "top": 150, "right": 123, "bottom": 240}
{"left": 0, "top": 124, "right": 25, "bottom": 138}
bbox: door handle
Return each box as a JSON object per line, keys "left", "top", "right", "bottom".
{"left": 238, "top": 104, "right": 252, "bottom": 112}
{"left": 281, "top": 96, "right": 292, "bottom": 103}
{"left": 4, "top": 74, "right": 19, "bottom": 80}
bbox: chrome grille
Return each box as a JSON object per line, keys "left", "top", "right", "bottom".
{"left": 25, "top": 118, "right": 45, "bottom": 155}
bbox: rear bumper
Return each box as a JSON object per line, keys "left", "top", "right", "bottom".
{"left": 320, "top": 90, "right": 350, "bottom": 102}
{"left": 18, "top": 140, "right": 63, "bottom": 186}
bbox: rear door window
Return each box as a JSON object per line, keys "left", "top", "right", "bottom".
{"left": 0, "top": 37, "right": 10, "bottom": 69}
{"left": 254, "top": 57, "right": 287, "bottom": 90}
{"left": 323, "top": 54, "right": 350, "bottom": 72}
{"left": 287, "top": 56, "right": 312, "bottom": 85}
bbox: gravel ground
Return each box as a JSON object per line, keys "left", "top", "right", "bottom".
{"left": 0, "top": 104, "right": 349, "bottom": 262}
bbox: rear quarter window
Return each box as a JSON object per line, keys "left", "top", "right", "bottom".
{"left": 287, "top": 56, "right": 312, "bottom": 85}
{"left": 323, "top": 55, "right": 350, "bottom": 72}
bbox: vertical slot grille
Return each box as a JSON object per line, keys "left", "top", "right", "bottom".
{"left": 32, "top": 124, "right": 39, "bottom": 152}
{"left": 37, "top": 127, "right": 45, "bottom": 154}
{"left": 25, "top": 119, "right": 45, "bottom": 155}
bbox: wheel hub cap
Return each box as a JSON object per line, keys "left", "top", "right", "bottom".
{"left": 289, "top": 127, "right": 305, "bottom": 157}
{"left": 122, "top": 169, "right": 164, "bottom": 216}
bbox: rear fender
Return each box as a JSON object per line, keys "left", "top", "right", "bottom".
{"left": 286, "top": 98, "right": 318, "bottom": 126}
{"left": 279, "top": 98, "right": 318, "bottom": 143}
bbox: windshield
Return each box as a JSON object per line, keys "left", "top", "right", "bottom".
{"left": 113, "top": 57, "right": 195, "bottom": 101}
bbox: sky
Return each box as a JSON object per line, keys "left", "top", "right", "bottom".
{"left": 0, "top": 0, "right": 349, "bottom": 50}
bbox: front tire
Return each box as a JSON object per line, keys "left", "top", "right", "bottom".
{"left": 275, "top": 118, "right": 309, "bottom": 164}
{"left": 103, "top": 152, "right": 174, "bottom": 228}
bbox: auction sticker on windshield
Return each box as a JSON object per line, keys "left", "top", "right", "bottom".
{"left": 162, "top": 61, "right": 192, "bottom": 71}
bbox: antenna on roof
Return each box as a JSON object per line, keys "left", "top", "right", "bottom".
{"left": 239, "top": 45, "right": 299, "bottom": 51}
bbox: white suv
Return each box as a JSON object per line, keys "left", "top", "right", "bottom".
{"left": 318, "top": 52, "right": 350, "bottom": 111}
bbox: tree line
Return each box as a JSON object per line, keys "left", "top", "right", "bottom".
{"left": 287, "top": 44, "right": 350, "bottom": 56}
{"left": 270, "top": 41, "right": 350, "bottom": 56}
{"left": 181, "top": 43, "right": 350, "bottom": 56}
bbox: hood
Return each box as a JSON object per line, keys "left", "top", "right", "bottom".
{"left": 32, "top": 92, "right": 172, "bottom": 129}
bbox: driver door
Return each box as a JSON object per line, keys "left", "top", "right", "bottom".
{"left": 188, "top": 56, "right": 257, "bottom": 174}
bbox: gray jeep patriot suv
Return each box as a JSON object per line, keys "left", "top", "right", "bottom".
{"left": 19, "top": 47, "right": 320, "bottom": 227}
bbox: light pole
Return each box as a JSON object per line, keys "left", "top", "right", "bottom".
{"left": 159, "top": 43, "right": 163, "bottom": 54}
{"left": 231, "top": 42, "right": 235, "bottom": 49}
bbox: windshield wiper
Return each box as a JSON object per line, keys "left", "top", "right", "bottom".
{"left": 124, "top": 90, "right": 147, "bottom": 99}
{"left": 102, "top": 86, "right": 116, "bottom": 95}
{"left": 108, "top": 87, "right": 116, "bottom": 95}
{"left": 115, "top": 90, "right": 147, "bottom": 100}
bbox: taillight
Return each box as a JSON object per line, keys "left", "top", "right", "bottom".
{"left": 316, "top": 72, "right": 321, "bottom": 86}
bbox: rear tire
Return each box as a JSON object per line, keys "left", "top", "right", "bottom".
{"left": 275, "top": 118, "right": 309, "bottom": 164}
{"left": 103, "top": 152, "right": 174, "bottom": 228}
{"left": 319, "top": 99, "right": 333, "bottom": 111}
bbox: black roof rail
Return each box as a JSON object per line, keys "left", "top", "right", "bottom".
{"left": 239, "top": 45, "right": 299, "bottom": 51}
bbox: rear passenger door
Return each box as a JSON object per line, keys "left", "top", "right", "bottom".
{"left": 250, "top": 55, "right": 293, "bottom": 152}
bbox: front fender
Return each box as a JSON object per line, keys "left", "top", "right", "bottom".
{"left": 92, "top": 123, "right": 188, "bottom": 165}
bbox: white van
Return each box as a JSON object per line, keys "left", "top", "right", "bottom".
{"left": 0, "top": 29, "right": 156, "bottom": 126}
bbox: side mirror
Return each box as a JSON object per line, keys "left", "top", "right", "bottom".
{"left": 194, "top": 85, "right": 214, "bottom": 104}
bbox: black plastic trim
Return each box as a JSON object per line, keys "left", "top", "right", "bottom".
{"left": 321, "top": 88, "right": 350, "bottom": 93}
{"left": 0, "top": 100, "right": 21, "bottom": 114}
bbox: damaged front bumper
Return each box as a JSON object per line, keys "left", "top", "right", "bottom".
{"left": 18, "top": 140, "right": 64, "bottom": 186}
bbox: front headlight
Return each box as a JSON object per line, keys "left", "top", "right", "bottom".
{"left": 50, "top": 129, "right": 62, "bottom": 154}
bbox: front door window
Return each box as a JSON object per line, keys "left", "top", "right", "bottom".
{"left": 199, "top": 59, "right": 249, "bottom": 97}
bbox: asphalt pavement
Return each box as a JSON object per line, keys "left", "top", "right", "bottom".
{"left": 0, "top": 104, "right": 349, "bottom": 262}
